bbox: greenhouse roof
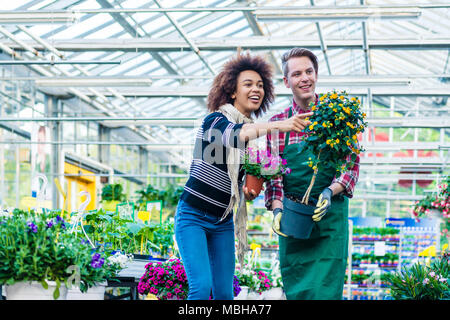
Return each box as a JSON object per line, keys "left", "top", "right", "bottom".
{"left": 1, "top": 0, "right": 449, "bottom": 198}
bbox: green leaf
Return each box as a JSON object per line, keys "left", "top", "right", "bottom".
{"left": 53, "top": 286, "right": 60, "bottom": 300}
{"left": 126, "top": 222, "right": 144, "bottom": 235}
{"left": 40, "top": 279, "right": 48, "bottom": 290}
{"left": 83, "top": 225, "right": 95, "bottom": 234}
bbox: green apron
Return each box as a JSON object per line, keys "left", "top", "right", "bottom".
{"left": 279, "top": 107, "right": 349, "bottom": 300}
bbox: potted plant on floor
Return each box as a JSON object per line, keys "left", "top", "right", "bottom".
{"left": 0, "top": 209, "right": 93, "bottom": 300}
{"left": 137, "top": 258, "right": 188, "bottom": 300}
{"left": 243, "top": 147, "right": 291, "bottom": 196}
{"left": 280, "top": 90, "right": 367, "bottom": 239}
{"left": 101, "top": 183, "right": 126, "bottom": 212}
{"left": 386, "top": 251, "right": 449, "bottom": 300}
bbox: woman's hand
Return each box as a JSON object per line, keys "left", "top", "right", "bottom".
{"left": 243, "top": 186, "right": 260, "bottom": 201}
{"left": 279, "top": 112, "right": 313, "bottom": 133}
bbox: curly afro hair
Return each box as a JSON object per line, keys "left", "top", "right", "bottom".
{"left": 207, "top": 53, "right": 274, "bottom": 118}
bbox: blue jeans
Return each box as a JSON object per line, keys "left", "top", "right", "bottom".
{"left": 174, "top": 200, "right": 235, "bottom": 300}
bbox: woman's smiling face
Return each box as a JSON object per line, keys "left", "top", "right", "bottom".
{"left": 232, "top": 70, "right": 265, "bottom": 117}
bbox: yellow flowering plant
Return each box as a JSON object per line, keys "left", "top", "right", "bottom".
{"left": 300, "top": 90, "right": 368, "bottom": 204}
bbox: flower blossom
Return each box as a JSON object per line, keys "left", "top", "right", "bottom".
{"left": 27, "top": 221, "right": 38, "bottom": 233}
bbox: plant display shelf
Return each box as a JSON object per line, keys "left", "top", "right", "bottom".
{"left": 345, "top": 224, "right": 401, "bottom": 300}
{"left": 343, "top": 285, "right": 388, "bottom": 300}
{"left": 399, "top": 227, "right": 440, "bottom": 268}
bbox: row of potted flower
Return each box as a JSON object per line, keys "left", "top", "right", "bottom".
{"left": 136, "top": 253, "right": 285, "bottom": 300}
{"left": 352, "top": 227, "right": 400, "bottom": 242}
{"left": 0, "top": 208, "right": 132, "bottom": 300}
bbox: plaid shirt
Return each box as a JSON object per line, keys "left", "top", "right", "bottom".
{"left": 264, "top": 97, "right": 360, "bottom": 210}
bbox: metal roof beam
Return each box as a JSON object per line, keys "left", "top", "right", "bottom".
{"left": 5, "top": 37, "right": 448, "bottom": 52}
{"left": 153, "top": 0, "right": 215, "bottom": 75}
{"left": 310, "top": 0, "right": 331, "bottom": 75}
{"left": 71, "top": 86, "right": 450, "bottom": 97}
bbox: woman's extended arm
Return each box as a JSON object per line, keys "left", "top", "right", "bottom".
{"left": 239, "top": 112, "right": 312, "bottom": 142}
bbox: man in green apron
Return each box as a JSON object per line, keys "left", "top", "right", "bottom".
{"left": 264, "top": 48, "right": 360, "bottom": 300}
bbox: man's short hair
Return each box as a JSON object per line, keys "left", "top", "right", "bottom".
{"left": 281, "top": 48, "right": 319, "bottom": 77}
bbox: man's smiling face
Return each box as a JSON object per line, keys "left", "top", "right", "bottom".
{"left": 283, "top": 56, "right": 318, "bottom": 108}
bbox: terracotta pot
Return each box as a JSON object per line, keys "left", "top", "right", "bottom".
{"left": 245, "top": 175, "right": 264, "bottom": 196}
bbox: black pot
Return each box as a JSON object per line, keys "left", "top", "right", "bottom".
{"left": 280, "top": 197, "right": 317, "bottom": 239}
{"left": 133, "top": 254, "right": 152, "bottom": 260}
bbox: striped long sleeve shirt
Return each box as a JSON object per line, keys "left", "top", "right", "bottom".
{"left": 180, "top": 112, "right": 246, "bottom": 218}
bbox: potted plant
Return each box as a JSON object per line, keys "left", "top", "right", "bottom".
{"left": 137, "top": 258, "right": 188, "bottom": 300}
{"left": 386, "top": 252, "right": 449, "bottom": 300}
{"left": 123, "top": 221, "right": 158, "bottom": 258}
{"left": 413, "top": 176, "right": 449, "bottom": 246}
{"left": 235, "top": 264, "right": 258, "bottom": 300}
{"left": 151, "top": 220, "right": 175, "bottom": 258}
{"left": 264, "top": 255, "right": 285, "bottom": 300}
{"left": 252, "top": 270, "right": 273, "bottom": 299}
{"left": 243, "top": 147, "right": 291, "bottom": 196}
{"left": 135, "top": 184, "right": 160, "bottom": 211}
{"left": 101, "top": 183, "right": 126, "bottom": 212}
{"left": 280, "top": 91, "right": 367, "bottom": 239}
{"left": 234, "top": 255, "right": 272, "bottom": 300}
{"left": 66, "top": 251, "right": 132, "bottom": 300}
{"left": 0, "top": 209, "right": 94, "bottom": 300}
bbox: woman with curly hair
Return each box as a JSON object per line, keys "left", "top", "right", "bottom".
{"left": 175, "top": 53, "right": 311, "bottom": 300}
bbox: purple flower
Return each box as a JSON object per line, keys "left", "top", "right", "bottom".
{"left": 27, "top": 221, "right": 38, "bottom": 233}
{"left": 46, "top": 221, "right": 54, "bottom": 228}
{"left": 91, "top": 253, "right": 104, "bottom": 269}
{"left": 233, "top": 275, "right": 241, "bottom": 297}
{"left": 92, "top": 253, "right": 101, "bottom": 260}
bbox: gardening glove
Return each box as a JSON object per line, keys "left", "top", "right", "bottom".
{"left": 272, "top": 208, "right": 288, "bottom": 237}
{"left": 312, "top": 187, "right": 332, "bottom": 222}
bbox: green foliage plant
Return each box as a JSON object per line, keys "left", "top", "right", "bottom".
{"left": 0, "top": 210, "right": 92, "bottom": 298}
{"left": 101, "top": 183, "right": 126, "bottom": 202}
{"left": 387, "top": 253, "right": 449, "bottom": 300}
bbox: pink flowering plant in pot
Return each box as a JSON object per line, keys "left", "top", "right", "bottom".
{"left": 243, "top": 147, "right": 291, "bottom": 181}
{"left": 412, "top": 176, "right": 449, "bottom": 245}
{"left": 137, "top": 258, "right": 188, "bottom": 300}
{"left": 254, "top": 270, "right": 273, "bottom": 295}
{"left": 243, "top": 147, "right": 291, "bottom": 196}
